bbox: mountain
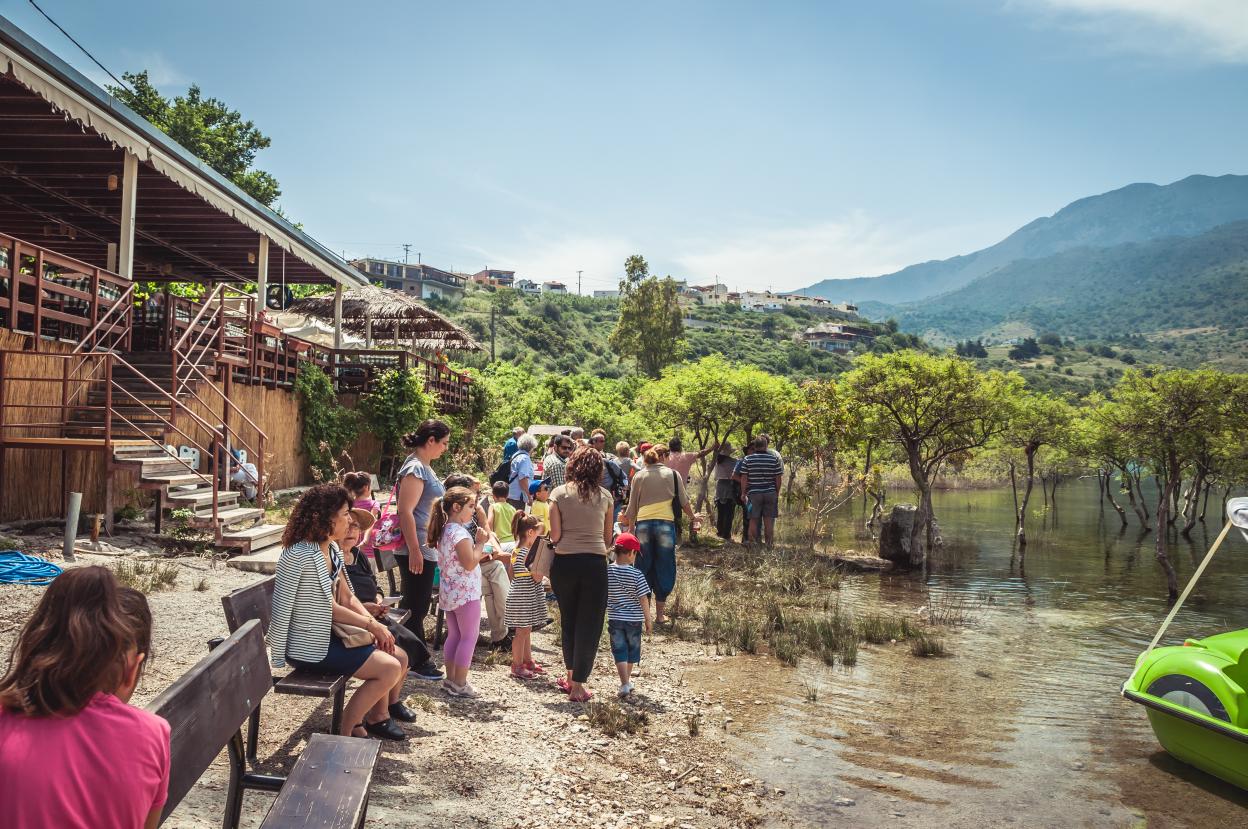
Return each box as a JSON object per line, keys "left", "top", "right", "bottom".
{"left": 895, "top": 220, "right": 1248, "bottom": 344}
{"left": 802, "top": 174, "right": 1248, "bottom": 305}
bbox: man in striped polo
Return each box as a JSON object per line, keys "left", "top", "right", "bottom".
{"left": 734, "top": 437, "right": 783, "bottom": 546}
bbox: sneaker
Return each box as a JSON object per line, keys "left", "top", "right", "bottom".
{"left": 410, "top": 661, "right": 444, "bottom": 681}
{"left": 457, "top": 681, "right": 481, "bottom": 698}
{"left": 618, "top": 682, "right": 634, "bottom": 698}
{"left": 630, "top": 664, "right": 642, "bottom": 677}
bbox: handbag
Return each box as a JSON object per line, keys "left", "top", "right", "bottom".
{"left": 332, "top": 621, "right": 374, "bottom": 648}
{"left": 528, "top": 534, "right": 556, "bottom": 581}
{"left": 370, "top": 478, "right": 404, "bottom": 552}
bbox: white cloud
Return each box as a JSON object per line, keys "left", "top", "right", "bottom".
{"left": 1015, "top": 0, "right": 1248, "bottom": 63}
{"left": 117, "top": 50, "right": 188, "bottom": 90}
{"left": 467, "top": 234, "right": 637, "bottom": 292}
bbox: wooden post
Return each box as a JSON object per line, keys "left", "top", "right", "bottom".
{"left": 256, "top": 235, "right": 269, "bottom": 311}
{"left": 365, "top": 318, "right": 373, "bottom": 348}
{"left": 32, "top": 249, "right": 44, "bottom": 351}
{"left": 118, "top": 152, "right": 139, "bottom": 281}
{"left": 333, "top": 283, "right": 344, "bottom": 350}
{"left": 105, "top": 242, "right": 118, "bottom": 273}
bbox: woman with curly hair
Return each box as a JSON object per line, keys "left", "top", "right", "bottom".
{"left": 548, "top": 445, "right": 614, "bottom": 701}
{"left": 270, "top": 483, "right": 408, "bottom": 741}
{"left": 0, "top": 567, "right": 167, "bottom": 829}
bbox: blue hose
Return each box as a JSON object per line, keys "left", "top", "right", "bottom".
{"left": 0, "top": 551, "right": 63, "bottom": 586}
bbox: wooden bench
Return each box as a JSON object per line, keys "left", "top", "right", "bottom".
{"left": 149, "top": 619, "right": 380, "bottom": 829}
{"left": 374, "top": 545, "right": 445, "bottom": 647}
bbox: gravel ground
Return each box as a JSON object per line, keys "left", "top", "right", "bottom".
{"left": 0, "top": 530, "right": 793, "bottom": 829}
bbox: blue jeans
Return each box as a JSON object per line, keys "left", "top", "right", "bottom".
{"left": 609, "top": 619, "right": 643, "bottom": 664}
{"left": 634, "top": 519, "right": 677, "bottom": 601}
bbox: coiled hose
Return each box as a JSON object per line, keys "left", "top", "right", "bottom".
{"left": 0, "top": 550, "right": 63, "bottom": 586}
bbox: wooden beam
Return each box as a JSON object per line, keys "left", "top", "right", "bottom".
{"left": 256, "top": 234, "right": 269, "bottom": 310}
{"left": 333, "top": 283, "right": 343, "bottom": 350}
{"left": 117, "top": 152, "right": 138, "bottom": 281}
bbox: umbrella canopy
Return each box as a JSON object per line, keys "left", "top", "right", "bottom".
{"left": 287, "top": 284, "right": 482, "bottom": 352}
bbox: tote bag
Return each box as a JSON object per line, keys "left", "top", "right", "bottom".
{"left": 528, "top": 535, "right": 556, "bottom": 581}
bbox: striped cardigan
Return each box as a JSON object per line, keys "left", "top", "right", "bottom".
{"left": 269, "top": 540, "right": 348, "bottom": 669}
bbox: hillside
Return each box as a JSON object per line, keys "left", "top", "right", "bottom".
{"left": 434, "top": 290, "right": 907, "bottom": 381}
{"left": 893, "top": 220, "right": 1248, "bottom": 370}
{"left": 801, "top": 174, "right": 1248, "bottom": 305}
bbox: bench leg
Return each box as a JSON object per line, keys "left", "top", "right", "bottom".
{"left": 435, "top": 609, "right": 446, "bottom": 650}
{"left": 246, "top": 702, "right": 261, "bottom": 767}
{"left": 331, "top": 685, "right": 345, "bottom": 736}
{"left": 224, "top": 733, "right": 247, "bottom": 829}
{"left": 355, "top": 791, "right": 370, "bottom": 829}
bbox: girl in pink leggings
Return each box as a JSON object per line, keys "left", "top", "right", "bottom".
{"left": 429, "top": 486, "right": 488, "bottom": 698}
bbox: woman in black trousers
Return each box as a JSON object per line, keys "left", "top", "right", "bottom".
{"left": 547, "top": 445, "right": 614, "bottom": 702}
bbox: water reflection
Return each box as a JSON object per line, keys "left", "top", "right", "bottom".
{"left": 702, "top": 479, "right": 1248, "bottom": 826}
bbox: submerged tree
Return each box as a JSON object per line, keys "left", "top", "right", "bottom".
{"left": 1004, "top": 392, "right": 1074, "bottom": 546}
{"left": 844, "top": 352, "right": 1021, "bottom": 566}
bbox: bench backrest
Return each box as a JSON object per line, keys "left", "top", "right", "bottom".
{"left": 373, "top": 547, "right": 400, "bottom": 595}
{"left": 221, "top": 576, "right": 276, "bottom": 634}
{"left": 146, "top": 619, "right": 271, "bottom": 823}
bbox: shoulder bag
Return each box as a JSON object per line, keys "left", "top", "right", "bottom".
{"left": 370, "top": 475, "right": 405, "bottom": 553}
{"left": 528, "top": 534, "right": 556, "bottom": 581}
{"left": 332, "top": 621, "right": 375, "bottom": 648}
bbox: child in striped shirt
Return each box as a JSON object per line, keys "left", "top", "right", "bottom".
{"left": 607, "top": 533, "right": 652, "bottom": 697}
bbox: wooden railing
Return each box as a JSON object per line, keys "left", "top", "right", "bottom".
{"left": 0, "top": 232, "right": 132, "bottom": 350}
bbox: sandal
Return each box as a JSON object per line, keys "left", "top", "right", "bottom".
{"left": 511, "top": 666, "right": 537, "bottom": 680}
{"left": 569, "top": 689, "right": 594, "bottom": 702}
{"left": 526, "top": 661, "right": 547, "bottom": 675}
{"left": 556, "top": 676, "right": 571, "bottom": 693}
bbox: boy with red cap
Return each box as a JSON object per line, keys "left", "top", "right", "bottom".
{"left": 607, "top": 532, "right": 652, "bottom": 697}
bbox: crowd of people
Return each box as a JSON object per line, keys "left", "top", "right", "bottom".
{"left": 0, "top": 420, "right": 786, "bottom": 826}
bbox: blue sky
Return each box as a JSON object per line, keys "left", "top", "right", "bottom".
{"left": 3, "top": 1, "right": 1246, "bottom": 294}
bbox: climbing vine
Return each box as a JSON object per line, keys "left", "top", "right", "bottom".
{"left": 360, "top": 368, "right": 435, "bottom": 480}
{"left": 294, "top": 366, "right": 360, "bottom": 480}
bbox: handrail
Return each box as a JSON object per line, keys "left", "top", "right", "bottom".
{"left": 72, "top": 283, "right": 136, "bottom": 354}
{"left": 172, "top": 285, "right": 223, "bottom": 353}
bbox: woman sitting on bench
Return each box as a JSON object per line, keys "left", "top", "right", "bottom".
{"left": 270, "top": 483, "right": 410, "bottom": 742}
{"left": 0, "top": 567, "right": 169, "bottom": 829}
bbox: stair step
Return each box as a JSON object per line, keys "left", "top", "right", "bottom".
{"left": 220, "top": 522, "right": 284, "bottom": 548}
{"left": 226, "top": 543, "right": 282, "bottom": 574}
{"left": 166, "top": 488, "right": 238, "bottom": 509}
{"left": 211, "top": 506, "right": 264, "bottom": 527}
{"left": 141, "top": 472, "right": 210, "bottom": 487}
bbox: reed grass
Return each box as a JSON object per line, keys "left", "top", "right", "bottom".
{"left": 112, "top": 559, "right": 179, "bottom": 593}
{"left": 585, "top": 701, "right": 649, "bottom": 736}
{"left": 910, "top": 631, "right": 948, "bottom": 657}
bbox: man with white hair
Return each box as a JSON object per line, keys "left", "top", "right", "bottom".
{"left": 502, "top": 426, "right": 524, "bottom": 465}
{"left": 507, "top": 433, "right": 537, "bottom": 509}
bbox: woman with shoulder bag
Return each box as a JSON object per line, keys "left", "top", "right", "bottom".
{"left": 547, "top": 446, "right": 615, "bottom": 702}
{"left": 620, "top": 445, "right": 700, "bottom": 627}
{"left": 394, "top": 419, "right": 452, "bottom": 643}
{"left": 269, "top": 484, "right": 408, "bottom": 741}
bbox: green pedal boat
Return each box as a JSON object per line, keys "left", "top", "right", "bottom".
{"left": 1121, "top": 498, "right": 1248, "bottom": 790}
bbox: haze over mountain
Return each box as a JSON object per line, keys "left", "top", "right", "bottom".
{"left": 802, "top": 174, "right": 1248, "bottom": 307}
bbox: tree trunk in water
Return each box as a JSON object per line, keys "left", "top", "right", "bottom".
{"left": 1009, "top": 462, "right": 1019, "bottom": 524}
{"left": 1122, "top": 466, "right": 1151, "bottom": 530}
{"left": 1017, "top": 448, "right": 1036, "bottom": 547}
{"left": 862, "top": 440, "right": 873, "bottom": 510}
{"left": 1180, "top": 471, "right": 1203, "bottom": 538}
{"left": 1096, "top": 469, "right": 1105, "bottom": 513}
{"left": 1155, "top": 471, "right": 1180, "bottom": 601}
{"left": 1199, "top": 481, "right": 1212, "bottom": 522}
{"left": 1102, "top": 469, "right": 1128, "bottom": 527}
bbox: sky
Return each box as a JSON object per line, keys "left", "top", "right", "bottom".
{"left": 3, "top": 0, "right": 1247, "bottom": 295}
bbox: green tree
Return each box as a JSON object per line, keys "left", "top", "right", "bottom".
{"left": 293, "top": 367, "right": 359, "bottom": 480}
{"left": 844, "top": 352, "right": 1021, "bottom": 566}
{"left": 1003, "top": 392, "right": 1074, "bottom": 545}
{"left": 609, "top": 255, "right": 685, "bottom": 377}
{"left": 360, "top": 368, "right": 436, "bottom": 479}
{"left": 109, "top": 71, "right": 281, "bottom": 205}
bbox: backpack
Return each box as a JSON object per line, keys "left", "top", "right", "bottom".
{"left": 492, "top": 451, "right": 530, "bottom": 488}
{"left": 605, "top": 457, "right": 626, "bottom": 499}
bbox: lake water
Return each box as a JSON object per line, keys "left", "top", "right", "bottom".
{"left": 691, "top": 479, "right": 1248, "bottom": 827}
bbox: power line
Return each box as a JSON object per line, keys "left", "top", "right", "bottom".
{"left": 27, "top": 0, "right": 131, "bottom": 93}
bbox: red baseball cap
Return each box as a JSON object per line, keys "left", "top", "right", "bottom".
{"left": 614, "top": 532, "right": 641, "bottom": 553}
{"left": 638, "top": 442, "right": 652, "bottom": 453}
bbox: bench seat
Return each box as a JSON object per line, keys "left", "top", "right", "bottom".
{"left": 275, "top": 671, "right": 348, "bottom": 698}
{"left": 259, "top": 733, "right": 380, "bottom": 829}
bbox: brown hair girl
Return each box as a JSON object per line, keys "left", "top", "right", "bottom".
{"left": 426, "top": 486, "right": 476, "bottom": 544}
{"left": 342, "top": 471, "right": 372, "bottom": 499}
{"left": 0, "top": 566, "right": 152, "bottom": 717}
{"left": 564, "top": 445, "right": 605, "bottom": 500}
{"left": 281, "top": 483, "right": 351, "bottom": 548}
{"left": 511, "top": 510, "right": 542, "bottom": 541}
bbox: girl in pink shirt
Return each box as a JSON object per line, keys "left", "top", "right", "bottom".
{"left": 0, "top": 566, "right": 169, "bottom": 829}
{"left": 429, "top": 486, "right": 489, "bottom": 698}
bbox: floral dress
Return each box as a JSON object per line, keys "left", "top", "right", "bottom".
{"left": 437, "top": 522, "right": 481, "bottom": 611}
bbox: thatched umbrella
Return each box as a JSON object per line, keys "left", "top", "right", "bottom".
{"left": 287, "top": 284, "right": 481, "bottom": 352}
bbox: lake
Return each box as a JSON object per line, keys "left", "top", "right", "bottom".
{"left": 691, "top": 478, "right": 1248, "bottom": 827}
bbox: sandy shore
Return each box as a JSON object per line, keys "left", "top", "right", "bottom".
{"left": 0, "top": 530, "right": 792, "bottom": 829}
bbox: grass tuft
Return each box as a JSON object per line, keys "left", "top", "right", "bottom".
{"left": 802, "top": 680, "right": 820, "bottom": 702}
{"left": 910, "top": 631, "right": 948, "bottom": 658}
{"left": 112, "top": 559, "right": 179, "bottom": 593}
{"left": 585, "top": 701, "right": 649, "bottom": 737}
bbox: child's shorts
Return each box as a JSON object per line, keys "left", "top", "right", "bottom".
{"left": 608, "top": 619, "right": 643, "bottom": 664}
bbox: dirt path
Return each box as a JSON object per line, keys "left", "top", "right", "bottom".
{"left": 0, "top": 534, "right": 793, "bottom": 829}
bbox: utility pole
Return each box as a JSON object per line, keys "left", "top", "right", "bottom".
{"left": 577, "top": 270, "right": 583, "bottom": 296}
{"left": 402, "top": 243, "right": 412, "bottom": 264}
{"left": 490, "top": 305, "right": 496, "bottom": 362}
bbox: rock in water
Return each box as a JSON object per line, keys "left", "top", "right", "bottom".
{"left": 878, "top": 504, "right": 921, "bottom": 568}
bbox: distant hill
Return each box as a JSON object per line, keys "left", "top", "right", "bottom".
{"left": 802, "top": 174, "right": 1248, "bottom": 305}
{"left": 893, "top": 220, "right": 1248, "bottom": 344}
